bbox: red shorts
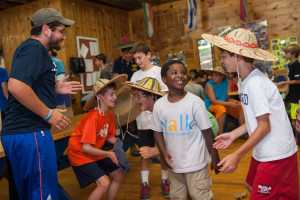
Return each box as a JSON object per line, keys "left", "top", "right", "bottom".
{"left": 246, "top": 153, "right": 298, "bottom": 200}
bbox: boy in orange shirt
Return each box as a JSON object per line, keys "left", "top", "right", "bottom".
{"left": 68, "top": 75, "right": 127, "bottom": 200}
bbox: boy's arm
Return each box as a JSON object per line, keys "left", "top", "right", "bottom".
{"left": 153, "top": 131, "right": 174, "bottom": 170}
{"left": 213, "top": 123, "right": 247, "bottom": 149}
{"left": 82, "top": 143, "right": 118, "bottom": 165}
{"left": 218, "top": 114, "right": 270, "bottom": 173}
{"left": 202, "top": 128, "right": 220, "bottom": 174}
{"left": 106, "top": 137, "right": 117, "bottom": 144}
{"left": 277, "top": 79, "right": 300, "bottom": 87}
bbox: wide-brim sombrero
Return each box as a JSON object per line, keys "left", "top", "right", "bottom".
{"left": 201, "top": 28, "right": 279, "bottom": 62}
{"left": 111, "top": 84, "right": 141, "bottom": 127}
{"left": 123, "top": 77, "right": 164, "bottom": 97}
{"left": 114, "top": 36, "right": 137, "bottom": 49}
{"left": 83, "top": 74, "right": 128, "bottom": 111}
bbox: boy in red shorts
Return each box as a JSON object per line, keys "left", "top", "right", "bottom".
{"left": 203, "top": 28, "right": 298, "bottom": 199}
{"left": 68, "top": 75, "right": 127, "bottom": 200}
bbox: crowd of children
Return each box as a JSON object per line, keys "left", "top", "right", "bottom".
{"left": 67, "top": 29, "right": 300, "bottom": 200}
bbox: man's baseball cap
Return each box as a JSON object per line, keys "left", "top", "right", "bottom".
{"left": 31, "top": 8, "right": 75, "bottom": 28}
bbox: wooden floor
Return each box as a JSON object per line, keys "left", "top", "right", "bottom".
{"left": 1, "top": 139, "right": 300, "bottom": 199}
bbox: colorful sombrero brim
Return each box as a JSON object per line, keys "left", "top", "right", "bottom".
{"left": 83, "top": 74, "right": 128, "bottom": 111}
{"left": 201, "top": 33, "right": 279, "bottom": 62}
{"left": 114, "top": 42, "right": 137, "bottom": 49}
{"left": 123, "top": 81, "right": 164, "bottom": 96}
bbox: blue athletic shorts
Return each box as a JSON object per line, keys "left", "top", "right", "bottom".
{"left": 1, "top": 130, "right": 58, "bottom": 200}
{"left": 72, "top": 157, "right": 119, "bottom": 188}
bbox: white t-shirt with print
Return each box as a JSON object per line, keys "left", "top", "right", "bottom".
{"left": 151, "top": 92, "right": 212, "bottom": 173}
{"left": 240, "top": 69, "right": 297, "bottom": 162}
{"left": 130, "top": 65, "right": 168, "bottom": 130}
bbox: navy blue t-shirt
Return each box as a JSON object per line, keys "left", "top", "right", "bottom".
{"left": 2, "top": 38, "right": 56, "bottom": 135}
{"left": 112, "top": 56, "right": 139, "bottom": 81}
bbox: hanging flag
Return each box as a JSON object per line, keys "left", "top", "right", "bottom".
{"left": 188, "top": 0, "right": 197, "bottom": 29}
{"left": 240, "top": 0, "right": 247, "bottom": 21}
{"left": 142, "top": 2, "right": 154, "bottom": 37}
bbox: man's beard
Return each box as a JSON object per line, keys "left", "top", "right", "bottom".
{"left": 49, "top": 34, "right": 62, "bottom": 50}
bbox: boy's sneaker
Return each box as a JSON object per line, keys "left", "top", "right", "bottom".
{"left": 141, "top": 182, "right": 150, "bottom": 200}
{"left": 160, "top": 179, "right": 170, "bottom": 198}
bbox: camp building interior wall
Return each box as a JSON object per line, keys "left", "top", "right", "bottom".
{"left": 1, "top": 0, "right": 300, "bottom": 114}
{"left": 0, "top": 0, "right": 130, "bottom": 114}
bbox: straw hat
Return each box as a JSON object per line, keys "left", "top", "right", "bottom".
{"left": 111, "top": 84, "right": 141, "bottom": 126}
{"left": 83, "top": 74, "right": 128, "bottom": 111}
{"left": 114, "top": 36, "right": 137, "bottom": 50}
{"left": 123, "top": 77, "right": 164, "bottom": 96}
{"left": 205, "top": 66, "right": 230, "bottom": 78}
{"left": 201, "top": 28, "right": 279, "bottom": 62}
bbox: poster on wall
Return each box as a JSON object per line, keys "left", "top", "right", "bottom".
{"left": 76, "top": 36, "right": 99, "bottom": 94}
{"left": 271, "top": 36, "right": 298, "bottom": 69}
{"left": 165, "top": 51, "right": 186, "bottom": 66}
{"left": 242, "top": 20, "right": 269, "bottom": 50}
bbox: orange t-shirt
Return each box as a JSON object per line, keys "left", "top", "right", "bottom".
{"left": 68, "top": 108, "right": 115, "bottom": 166}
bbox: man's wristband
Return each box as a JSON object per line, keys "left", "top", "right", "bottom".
{"left": 44, "top": 109, "right": 52, "bottom": 121}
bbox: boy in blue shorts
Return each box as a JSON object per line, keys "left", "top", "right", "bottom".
{"left": 203, "top": 28, "right": 299, "bottom": 199}
{"left": 68, "top": 75, "right": 127, "bottom": 200}
{"left": 151, "top": 60, "right": 220, "bottom": 200}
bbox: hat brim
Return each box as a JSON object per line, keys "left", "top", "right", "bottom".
{"left": 111, "top": 84, "right": 141, "bottom": 127}
{"left": 123, "top": 81, "right": 164, "bottom": 96}
{"left": 83, "top": 74, "right": 128, "bottom": 111}
{"left": 201, "top": 33, "right": 279, "bottom": 62}
{"left": 59, "top": 18, "right": 75, "bottom": 27}
{"left": 204, "top": 69, "right": 231, "bottom": 79}
{"left": 114, "top": 42, "right": 137, "bottom": 49}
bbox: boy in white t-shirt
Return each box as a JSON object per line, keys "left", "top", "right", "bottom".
{"left": 202, "top": 28, "right": 298, "bottom": 199}
{"left": 151, "top": 60, "right": 220, "bottom": 200}
{"left": 130, "top": 41, "right": 169, "bottom": 199}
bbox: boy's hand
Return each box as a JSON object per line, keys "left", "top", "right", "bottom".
{"left": 213, "top": 133, "right": 235, "bottom": 149}
{"left": 164, "top": 154, "right": 174, "bottom": 170}
{"left": 139, "top": 146, "right": 155, "bottom": 159}
{"left": 109, "top": 152, "right": 119, "bottom": 166}
{"left": 218, "top": 153, "right": 240, "bottom": 173}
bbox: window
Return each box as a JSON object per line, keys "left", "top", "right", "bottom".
{"left": 198, "top": 39, "right": 215, "bottom": 70}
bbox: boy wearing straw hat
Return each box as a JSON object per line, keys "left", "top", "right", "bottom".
{"left": 203, "top": 28, "right": 298, "bottom": 199}
{"left": 130, "top": 41, "right": 170, "bottom": 199}
{"left": 204, "top": 66, "right": 244, "bottom": 135}
{"left": 68, "top": 75, "right": 127, "bottom": 200}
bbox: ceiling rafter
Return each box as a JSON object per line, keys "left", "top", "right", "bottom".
{"left": 0, "top": 0, "right": 179, "bottom": 11}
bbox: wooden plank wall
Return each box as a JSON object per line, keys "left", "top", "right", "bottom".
{"left": 0, "top": 0, "right": 130, "bottom": 114}
{"left": 128, "top": 0, "right": 300, "bottom": 72}
{"left": 60, "top": 0, "right": 130, "bottom": 114}
{"left": 1, "top": 0, "right": 300, "bottom": 114}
